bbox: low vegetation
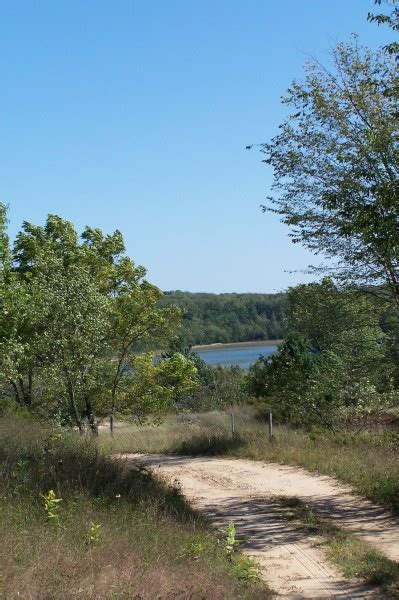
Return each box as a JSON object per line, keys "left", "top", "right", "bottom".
{"left": 246, "top": 278, "right": 399, "bottom": 432}
{"left": 0, "top": 417, "right": 271, "bottom": 599}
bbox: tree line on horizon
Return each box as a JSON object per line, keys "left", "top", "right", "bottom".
{"left": 161, "top": 291, "right": 287, "bottom": 346}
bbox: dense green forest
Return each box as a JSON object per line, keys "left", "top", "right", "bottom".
{"left": 161, "top": 291, "right": 286, "bottom": 346}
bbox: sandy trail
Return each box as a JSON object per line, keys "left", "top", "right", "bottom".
{"left": 124, "top": 454, "right": 399, "bottom": 599}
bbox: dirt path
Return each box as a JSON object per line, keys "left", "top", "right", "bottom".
{"left": 124, "top": 454, "right": 399, "bottom": 598}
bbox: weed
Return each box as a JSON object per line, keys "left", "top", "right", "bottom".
{"left": 41, "top": 489, "right": 62, "bottom": 524}
{"left": 87, "top": 521, "right": 102, "bottom": 545}
{"left": 232, "top": 556, "right": 260, "bottom": 584}
{"left": 224, "top": 521, "right": 239, "bottom": 556}
{"left": 190, "top": 541, "right": 204, "bottom": 558}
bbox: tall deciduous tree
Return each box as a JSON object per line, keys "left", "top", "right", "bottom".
{"left": 258, "top": 39, "right": 398, "bottom": 304}
{"left": 0, "top": 204, "right": 28, "bottom": 402}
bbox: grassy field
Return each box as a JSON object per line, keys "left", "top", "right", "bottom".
{"left": 0, "top": 417, "right": 271, "bottom": 599}
{"left": 100, "top": 407, "right": 399, "bottom": 513}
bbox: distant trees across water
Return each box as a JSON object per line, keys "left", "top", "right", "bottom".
{"left": 161, "top": 291, "right": 287, "bottom": 346}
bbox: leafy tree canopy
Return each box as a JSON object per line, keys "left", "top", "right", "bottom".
{"left": 368, "top": 0, "right": 399, "bottom": 58}
{"left": 258, "top": 39, "right": 398, "bottom": 304}
{"left": 0, "top": 207, "right": 197, "bottom": 430}
{"left": 246, "top": 279, "right": 396, "bottom": 429}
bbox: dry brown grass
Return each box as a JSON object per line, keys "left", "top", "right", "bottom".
{"left": 0, "top": 417, "right": 271, "bottom": 599}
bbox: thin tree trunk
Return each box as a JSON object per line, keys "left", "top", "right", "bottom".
{"left": 17, "top": 376, "right": 33, "bottom": 406}
{"left": 10, "top": 379, "right": 22, "bottom": 405}
{"left": 67, "top": 379, "right": 83, "bottom": 434}
{"left": 110, "top": 362, "right": 123, "bottom": 437}
{"left": 85, "top": 395, "right": 98, "bottom": 436}
{"left": 110, "top": 413, "right": 114, "bottom": 436}
{"left": 27, "top": 369, "right": 33, "bottom": 406}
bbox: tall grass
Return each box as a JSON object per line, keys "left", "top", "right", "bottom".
{"left": 101, "top": 407, "right": 399, "bottom": 512}
{"left": 0, "top": 417, "right": 271, "bottom": 599}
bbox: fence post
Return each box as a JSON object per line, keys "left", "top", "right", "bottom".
{"left": 268, "top": 412, "right": 273, "bottom": 441}
{"left": 230, "top": 412, "right": 235, "bottom": 437}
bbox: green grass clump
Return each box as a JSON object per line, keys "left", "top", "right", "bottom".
{"left": 0, "top": 417, "right": 271, "bottom": 599}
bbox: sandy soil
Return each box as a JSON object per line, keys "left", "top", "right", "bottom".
{"left": 123, "top": 454, "right": 399, "bottom": 599}
{"left": 191, "top": 340, "right": 282, "bottom": 351}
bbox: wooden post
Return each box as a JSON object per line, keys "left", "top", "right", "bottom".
{"left": 268, "top": 412, "right": 273, "bottom": 441}
{"left": 230, "top": 412, "right": 235, "bottom": 437}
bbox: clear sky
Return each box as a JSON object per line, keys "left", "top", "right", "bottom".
{"left": 0, "top": 1, "right": 389, "bottom": 293}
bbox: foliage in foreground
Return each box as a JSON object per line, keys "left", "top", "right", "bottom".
{"left": 246, "top": 279, "right": 398, "bottom": 430}
{"left": 0, "top": 417, "right": 270, "bottom": 599}
{"left": 0, "top": 207, "right": 198, "bottom": 431}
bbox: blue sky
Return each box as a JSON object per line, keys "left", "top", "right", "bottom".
{"left": 0, "top": 1, "right": 389, "bottom": 292}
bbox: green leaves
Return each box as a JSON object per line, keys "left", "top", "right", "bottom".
{"left": 41, "top": 489, "right": 62, "bottom": 524}
{"left": 259, "top": 40, "right": 398, "bottom": 304}
{"left": 117, "top": 352, "right": 198, "bottom": 421}
{"left": 1, "top": 211, "right": 196, "bottom": 428}
{"left": 368, "top": 0, "right": 399, "bottom": 58}
{"left": 224, "top": 522, "right": 238, "bottom": 556}
{"left": 246, "top": 280, "right": 395, "bottom": 430}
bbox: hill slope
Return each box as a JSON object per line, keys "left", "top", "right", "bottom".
{"left": 162, "top": 291, "right": 286, "bottom": 346}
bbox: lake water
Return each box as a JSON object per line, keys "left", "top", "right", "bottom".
{"left": 195, "top": 343, "right": 278, "bottom": 369}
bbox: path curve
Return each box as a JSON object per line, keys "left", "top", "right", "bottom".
{"left": 123, "top": 454, "right": 399, "bottom": 598}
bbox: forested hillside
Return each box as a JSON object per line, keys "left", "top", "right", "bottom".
{"left": 162, "top": 291, "right": 286, "bottom": 345}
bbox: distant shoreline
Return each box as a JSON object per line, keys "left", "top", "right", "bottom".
{"left": 192, "top": 339, "right": 283, "bottom": 352}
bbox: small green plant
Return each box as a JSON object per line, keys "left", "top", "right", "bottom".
{"left": 190, "top": 541, "right": 204, "bottom": 558}
{"left": 232, "top": 556, "right": 260, "bottom": 584}
{"left": 224, "top": 522, "right": 239, "bottom": 556}
{"left": 87, "top": 522, "right": 102, "bottom": 545}
{"left": 41, "top": 489, "right": 62, "bottom": 524}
